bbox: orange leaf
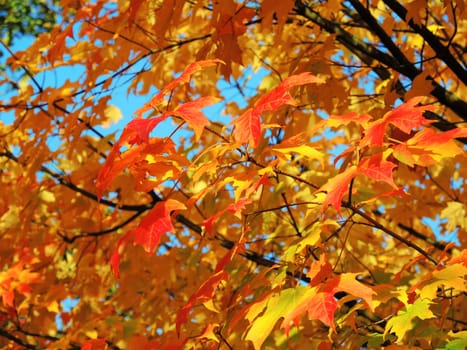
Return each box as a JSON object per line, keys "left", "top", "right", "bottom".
{"left": 328, "top": 112, "right": 372, "bottom": 126}
{"left": 255, "top": 73, "right": 324, "bottom": 114}
{"left": 319, "top": 166, "right": 357, "bottom": 213}
{"left": 407, "top": 127, "right": 467, "bottom": 148}
{"left": 281, "top": 291, "right": 338, "bottom": 335}
{"left": 233, "top": 109, "right": 261, "bottom": 146}
{"left": 96, "top": 139, "right": 176, "bottom": 198}
{"left": 326, "top": 273, "right": 375, "bottom": 312}
{"left": 173, "top": 96, "right": 220, "bottom": 139}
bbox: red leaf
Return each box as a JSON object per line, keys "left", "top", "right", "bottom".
{"left": 407, "top": 127, "right": 467, "bottom": 147}
{"left": 81, "top": 338, "right": 106, "bottom": 350}
{"left": 226, "top": 198, "right": 252, "bottom": 214}
{"left": 96, "top": 139, "right": 176, "bottom": 198}
{"left": 133, "top": 199, "right": 186, "bottom": 254}
{"left": 357, "top": 155, "right": 398, "bottom": 188}
{"left": 361, "top": 97, "right": 434, "bottom": 146}
{"left": 123, "top": 116, "right": 168, "bottom": 145}
{"left": 136, "top": 60, "right": 223, "bottom": 116}
{"left": 319, "top": 166, "right": 357, "bottom": 213}
{"left": 360, "top": 120, "right": 387, "bottom": 147}
{"left": 233, "top": 72, "right": 324, "bottom": 146}
{"left": 384, "top": 96, "right": 434, "bottom": 133}
{"left": 255, "top": 73, "right": 324, "bottom": 114}
{"left": 307, "top": 254, "right": 333, "bottom": 286}
{"left": 110, "top": 230, "right": 134, "bottom": 278}
{"left": 176, "top": 270, "right": 228, "bottom": 333}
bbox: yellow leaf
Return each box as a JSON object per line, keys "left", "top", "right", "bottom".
{"left": 47, "top": 300, "right": 60, "bottom": 313}
{"left": 440, "top": 201, "right": 467, "bottom": 231}
{"left": 103, "top": 105, "right": 123, "bottom": 128}
{"left": 272, "top": 144, "right": 324, "bottom": 164}
{"left": 39, "top": 190, "right": 56, "bottom": 203}
{"left": 85, "top": 329, "right": 99, "bottom": 339}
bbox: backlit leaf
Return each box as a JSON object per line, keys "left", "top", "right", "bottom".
{"left": 133, "top": 199, "right": 186, "bottom": 254}
{"left": 384, "top": 298, "right": 435, "bottom": 341}
{"left": 319, "top": 166, "right": 358, "bottom": 213}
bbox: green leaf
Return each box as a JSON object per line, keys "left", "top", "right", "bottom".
{"left": 384, "top": 298, "right": 436, "bottom": 341}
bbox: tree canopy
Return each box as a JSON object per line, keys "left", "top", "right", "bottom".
{"left": 0, "top": 0, "right": 466, "bottom": 349}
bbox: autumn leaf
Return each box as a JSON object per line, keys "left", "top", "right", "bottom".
{"left": 2, "top": 0, "right": 466, "bottom": 348}
{"left": 272, "top": 144, "right": 324, "bottom": 164}
{"left": 307, "top": 253, "right": 333, "bottom": 286}
{"left": 318, "top": 166, "right": 357, "bottom": 213}
{"left": 384, "top": 298, "right": 435, "bottom": 341}
{"left": 172, "top": 96, "right": 220, "bottom": 140}
{"left": 357, "top": 155, "right": 398, "bottom": 188}
{"left": 384, "top": 96, "right": 434, "bottom": 133}
{"left": 176, "top": 270, "right": 228, "bottom": 334}
{"left": 81, "top": 338, "right": 107, "bottom": 350}
{"left": 133, "top": 199, "right": 187, "bottom": 254}
{"left": 233, "top": 72, "right": 324, "bottom": 146}
{"left": 360, "top": 97, "right": 434, "bottom": 146}
{"left": 0, "top": 259, "right": 40, "bottom": 308}
{"left": 110, "top": 230, "right": 135, "bottom": 278}
{"left": 280, "top": 290, "right": 338, "bottom": 336}
{"left": 326, "top": 273, "right": 375, "bottom": 312}
{"left": 244, "top": 287, "right": 319, "bottom": 349}
{"left": 328, "top": 112, "right": 372, "bottom": 127}
{"left": 136, "top": 59, "right": 224, "bottom": 117}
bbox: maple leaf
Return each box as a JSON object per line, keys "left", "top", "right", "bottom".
{"left": 233, "top": 72, "right": 324, "bottom": 146}
{"left": 232, "top": 109, "right": 261, "bottom": 147}
{"left": 133, "top": 199, "right": 186, "bottom": 254}
{"left": 176, "top": 270, "right": 228, "bottom": 334}
{"left": 96, "top": 139, "right": 176, "bottom": 198}
{"left": 384, "top": 97, "right": 434, "bottom": 133}
{"left": 122, "top": 116, "right": 168, "bottom": 145}
{"left": 357, "top": 155, "right": 398, "bottom": 188}
{"left": 272, "top": 144, "right": 324, "bottom": 164}
{"left": 128, "top": 0, "right": 144, "bottom": 25}
{"left": 384, "top": 298, "right": 435, "bottom": 341}
{"left": 81, "top": 338, "right": 107, "bottom": 350}
{"left": 318, "top": 166, "right": 357, "bottom": 213}
{"left": 110, "top": 230, "right": 135, "bottom": 278}
{"left": 0, "top": 260, "right": 40, "bottom": 308}
{"left": 328, "top": 112, "right": 372, "bottom": 127}
{"left": 307, "top": 253, "right": 333, "bottom": 286}
{"left": 136, "top": 59, "right": 224, "bottom": 117}
{"left": 326, "top": 273, "right": 375, "bottom": 312}
{"left": 172, "top": 96, "right": 220, "bottom": 140}
{"left": 360, "top": 97, "right": 434, "bottom": 146}
{"left": 281, "top": 290, "right": 338, "bottom": 335}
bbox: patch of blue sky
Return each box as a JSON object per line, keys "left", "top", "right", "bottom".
{"left": 422, "top": 216, "right": 460, "bottom": 246}
{"left": 55, "top": 297, "right": 79, "bottom": 331}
